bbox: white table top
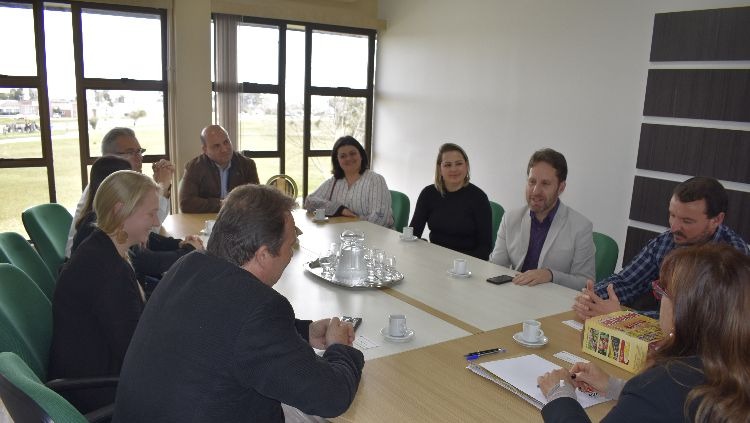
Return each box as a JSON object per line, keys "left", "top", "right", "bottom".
{"left": 275, "top": 247, "right": 471, "bottom": 360}
{"left": 294, "top": 217, "right": 579, "bottom": 332}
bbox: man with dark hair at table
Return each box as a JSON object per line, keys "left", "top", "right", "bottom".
{"left": 490, "top": 148, "right": 595, "bottom": 290}
{"left": 179, "top": 124, "right": 259, "bottom": 213}
{"left": 574, "top": 176, "right": 749, "bottom": 319}
{"left": 113, "top": 184, "right": 364, "bottom": 423}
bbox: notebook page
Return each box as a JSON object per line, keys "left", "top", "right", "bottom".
{"left": 473, "top": 354, "right": 609, "bottom": 409}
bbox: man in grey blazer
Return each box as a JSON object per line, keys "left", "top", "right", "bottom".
{"left": 489, "top": 148, "right": 595, "bottom": 290}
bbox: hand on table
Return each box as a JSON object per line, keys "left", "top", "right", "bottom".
{"left": 341, "top": 208, "right": 357, "bottom": 218}
{"left": 309, "top": 317, "right": 355, "bottom": 349}
{"left": 569, "top": 361, "right": 610, "bottom": 395}
{"left": 572, "top": 280, "right": 621, "bottom": 320}
{"left": 513, "top": 268, "right": 553, "bottom": 286}
{"left": 180, "top": 235, "right": 204, "bottom": 251}
{"left": 537, "top": 368, "right": 575, "bottom": 397}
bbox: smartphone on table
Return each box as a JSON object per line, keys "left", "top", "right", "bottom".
{"left": 486, "top": 275, "right": 514, "bottom": 285}
{"left": 341, "top": 316, "right": 362, "bottom": 331}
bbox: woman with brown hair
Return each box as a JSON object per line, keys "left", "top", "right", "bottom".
{"left": 537, "top": 243, "right": 750, "bottom": 422}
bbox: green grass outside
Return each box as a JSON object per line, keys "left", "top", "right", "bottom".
{"left": 1, "top": 114, "right": 358, "bottom": 237}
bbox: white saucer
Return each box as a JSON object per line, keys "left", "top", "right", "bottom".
{"left": 512, "top": 332, "right": 549, "bottom": 348}
{"left": 312, "top": 217, "right": 329, "bottom": 223}
{"left": 446, "top": 269, "right": 471, "bottom": 278}
{"left": 399, "top": 234, "right": 418, "bottom": 242}
{"left": 380, "top": 327, "right": 415, "bottom": 342}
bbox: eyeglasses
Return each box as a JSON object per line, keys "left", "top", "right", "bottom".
{"left": 117, "top": 148, "right": 146, "bottom": 157}
{"left": 652, "top": 279, "right": 669, "bottom": 301}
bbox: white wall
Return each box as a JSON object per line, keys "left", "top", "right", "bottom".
{"left": 373, "top": 0, "right": 750, "bottom": 265}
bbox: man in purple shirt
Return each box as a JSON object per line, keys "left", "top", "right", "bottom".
{"left": 490, "top": 149, "right": 595, "bottom": 290}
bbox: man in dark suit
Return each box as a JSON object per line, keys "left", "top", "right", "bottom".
{"left": 113, "top": 185, "right": 364, "bottom": 422}
{"left": 178, "top": 124, "right": 260, "bottom": 213}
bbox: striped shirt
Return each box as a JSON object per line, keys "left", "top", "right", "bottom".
{"left": 305, "top": 170, "right": 394, "bottom": 228}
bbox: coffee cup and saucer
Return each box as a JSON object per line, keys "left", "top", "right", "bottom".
{"left": 312, "top": 208, "right": 329, "bottom": 223}
{"left": 200, "top": 219, "right": 215, "bottom": 236}
{"left": 399, "top": 226, "right": 418, "bottom": 242}
{"left": 513, "top": 319, "right": 548, "bottom": 348}
{"left": 381, "top": 314, "right": 414, "bottom": 342}
{"left": 446, "top": 258, "right": 471, "bottom": 278}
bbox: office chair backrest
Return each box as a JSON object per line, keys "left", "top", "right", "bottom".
{"left": 0, "top": 232, "right": 56, "bottom": 302}
{"left": 0, "top": 264, "right": 53, "bottom": 380}
{"left": 489, "top": 201, "right": 505, "bottom": 250}
{"left": 21, "top": 203, "right": 73, "bottom": 275}
{"left": 0, "top": 352, "right": 88, "bottom": 423}
{"left": 593, "top": 231, "right": 619, "bottom": 282}
{"left": 389, "top": 190, "right": 410, "bottom": 233}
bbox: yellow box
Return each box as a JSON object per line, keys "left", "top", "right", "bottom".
{"left": 582, "top": 311, "right": 665, "bottom": 373}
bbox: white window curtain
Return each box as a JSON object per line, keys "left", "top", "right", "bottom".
{"left": 213, "top": 13, "right": 240, "bottom": 146}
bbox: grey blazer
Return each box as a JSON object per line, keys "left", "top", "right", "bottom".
{"left": 489, "top": 201, "right": 595, "bottom": 290}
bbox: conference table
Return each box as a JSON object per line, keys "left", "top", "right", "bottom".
{"left": 161, "top": 210, "right": 627, "bottom": 422}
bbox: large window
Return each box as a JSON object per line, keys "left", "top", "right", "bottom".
{"left": 0, "top": 1, "right": 168, "bottom": 237}
{"left": 212, "top": 16, "right": 376, "bottom": 198}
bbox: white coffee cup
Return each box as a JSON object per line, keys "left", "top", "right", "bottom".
{"left": 388, "top": 314, "right": 408, "bottom": 337}
{"left": 204, "top": 219, "right": 215, "bottom": 234}
{"left": 402, "top": 226, "right": 414, "bottom": 238}
{"left": 453, "top": 258, "right": 467, "bottom": 275}
{"left": 314, "top": 208, "right": 326, "bottom": 220}
{"left": 521, "top": 319, "right": 544, "bottom": 343}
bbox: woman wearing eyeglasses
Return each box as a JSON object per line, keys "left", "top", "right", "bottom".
{"left": 305, "top": 136, "right": 394, "bottom": 228}
{"left": 537, "top": 243, "right": 750, "bottom": 422}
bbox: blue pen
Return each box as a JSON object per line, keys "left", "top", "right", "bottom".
{"left": 464, "top": 347, "right": 506, "bottom": 360}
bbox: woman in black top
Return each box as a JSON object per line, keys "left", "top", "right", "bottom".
{"left": 409, "top": 143, "right": 492, "bottom": 260}
{"left": 49, "top": 170, "right": 164, "bottom": 413}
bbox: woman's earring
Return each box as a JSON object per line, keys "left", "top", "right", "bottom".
{"left": 115, "top": 227, "right": 128, "bottom": 244}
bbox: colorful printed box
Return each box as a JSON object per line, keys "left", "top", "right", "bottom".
{"left": 582, "top": 311, "right": 665, "bottom": 373}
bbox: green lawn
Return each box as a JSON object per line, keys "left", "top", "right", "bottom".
{"left": 1, "top": 114, "right": 351, "bottom": 237}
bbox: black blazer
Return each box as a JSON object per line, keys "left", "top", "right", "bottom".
{"left": 541, "top": 356, "right": 703, "bottom": 423}
{"left": 113, "top": 251, "right": 364, "bottom": 422}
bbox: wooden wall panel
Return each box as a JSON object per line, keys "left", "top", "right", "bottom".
{"left": 629, "top": 176, "right": 750, "bottom": 241}
{"left": 643, "top": 69, "right": 750, "bottom": 122}
{"left": 650, "top": 7, "right": 750, "bottom": 61}
{"left": 623, "top": 227, "right": 660, "bottom": 265}
{"left": 636, "top": 124, "right": 750, "bottom": 184}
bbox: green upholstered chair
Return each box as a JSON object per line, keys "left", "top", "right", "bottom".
{"left": 390, "top": 190, "right": 410, "bottom": 233}
{"left": 0, "top": 264, "right": 52, "bottom": 380}
{"left": 0, "top": 232, "right": 56, "bottom": 302}
{"left": 0, "top": 352, "right": 112, "bottom": 423}
{"left": 593, "top": 232, "right": 619, "bottom": 282}
{"left": 489, "top": 201, "right": 505, "bottom": 250}
{"left": 0, "top": 264, "right": 117, "bottom": 416}
{"left": 21, "top": 203, "right": 73, "bottom": 275}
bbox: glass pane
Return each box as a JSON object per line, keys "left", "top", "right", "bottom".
{"left": 53, "top": 131, "right": 82, "bottom": 209}
{"left": 307, "top": 156, "right": 332, "bottom": 196}
{"left": 309, "top": 96, "right": 366, "bottom": 150}
{"left": 0, "top": 2, "right": 36, "bottom": 76}
{"left": 237, "top": 24, "right": 278, "bottom": 84}
{"left": 238, "top": 93, "right": 277, "bottom": 152}
{"left": 81, "top": 9, "right": 162, "bottom": 80}
{"left": 0, "top": 88, "right": 42, "bottom": 158}
{"left": 86, "top": 90, "right": 166, "bottom": 156}
{"left": 311, "top": 31, "right": 368, "bottom": 89}
{"left": 0, "top": 167, "right": 50, "bottom": 238}
{"left": 251, "top": 157, "right": 280, "bottom": 186}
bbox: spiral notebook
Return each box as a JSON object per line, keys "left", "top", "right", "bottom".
{"left": 467, "top": 354, "right": 609, "bottom": 410}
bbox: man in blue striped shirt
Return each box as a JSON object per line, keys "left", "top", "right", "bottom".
{"left": 574, "top": 177, "right": 748, "bottom": 319}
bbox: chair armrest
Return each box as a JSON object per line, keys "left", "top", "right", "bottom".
{"left": 84, "top": 403, "right": 114, "bottom": 423}
{"left": 45, "top": 376, "right": 119, "bottom": 393}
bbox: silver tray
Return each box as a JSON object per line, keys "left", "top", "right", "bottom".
{"left": 303, "top": 259, "right": 404, "bottom": 289}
